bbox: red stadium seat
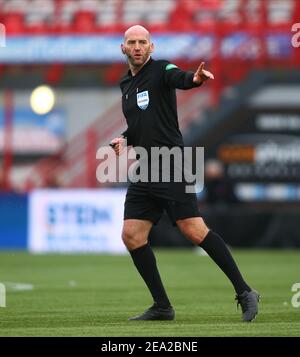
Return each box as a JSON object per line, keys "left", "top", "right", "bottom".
{"left": 2, "top": 13, "right": 25, "bottom": 34}
{"left": 73, "top": 11, "right": 96, "bottom": 33}
{"left": 0, "top": 0, "right": 299, "bottom": 35}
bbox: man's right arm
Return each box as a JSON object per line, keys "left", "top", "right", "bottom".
{"left": 120, "top": 129, "right": 132, "bottom": 146}
{"left": 110, "top": 136, "right": 127, "bottom": 156}
{"left": 121, "top": 129, "right": 129, "bottom": 142}
{"left": 119, "top": 80, "right": 132, "bottom": 146}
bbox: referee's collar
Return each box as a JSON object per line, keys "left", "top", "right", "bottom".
{"left": 128, "top": 57, "right": 153, "bottom": 77}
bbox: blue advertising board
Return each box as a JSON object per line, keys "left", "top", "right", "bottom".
{"left": 0, "top": 193, "right": 28, "bottom": 249}
{"left": 0, "top": 33, "right": 292, "bottom": 64}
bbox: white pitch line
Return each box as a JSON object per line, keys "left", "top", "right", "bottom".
{"left": 2, "top": 282, "right": 34, "bottom": 292}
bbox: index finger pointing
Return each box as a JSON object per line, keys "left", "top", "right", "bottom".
{"left": 195, "top": 62, "right": 205, "bottom": 76}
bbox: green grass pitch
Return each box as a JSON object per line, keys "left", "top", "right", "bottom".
{"left": 0, "top": 249, "right": 299, "bottom": 336}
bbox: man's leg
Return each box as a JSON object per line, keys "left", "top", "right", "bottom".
{"left": 176, "top": 217, "right": 259, "bottom": 321}
{"left": 122, "top": 219, "right": 174, "bottom": 320}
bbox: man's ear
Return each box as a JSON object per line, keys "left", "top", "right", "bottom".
{"left": 150, "top": 42, "right": 154, "bottom": 53}
{"left": 121, "top": 44, "right": 126, "bottom": 54}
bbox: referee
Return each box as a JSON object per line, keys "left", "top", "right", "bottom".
{"left": 110, "top": 25, "right": 259, "bottom": 322}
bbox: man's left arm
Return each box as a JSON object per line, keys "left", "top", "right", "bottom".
{"left": 164, "top": 61, "right": 214, "bottom": 90}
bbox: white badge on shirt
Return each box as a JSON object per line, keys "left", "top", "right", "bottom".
{"left": 137, "top": 90, "right": 149, "bottom": 110}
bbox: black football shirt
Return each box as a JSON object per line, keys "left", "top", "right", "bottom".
{"left": 120, "top": 57, "right": 201, "bottom": 152}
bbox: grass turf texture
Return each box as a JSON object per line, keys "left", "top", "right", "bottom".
{"left": 0, "top": 249, "right": 299, "bottom": 336}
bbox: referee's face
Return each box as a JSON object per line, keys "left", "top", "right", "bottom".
{"left": 122, "top": 30, "right": 153, "bottom": 68}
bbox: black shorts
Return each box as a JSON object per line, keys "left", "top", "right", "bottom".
{"left": 124, "top": 181, "right": 201, "bottom": 226}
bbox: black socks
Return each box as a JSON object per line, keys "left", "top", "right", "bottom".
{"left": 129, "top": 231, "right": 250, "bottom": 305}
{"left": 199, "top": 231, "right": 251, "bottom": 295}
{"left": 129, "top": 243, "right": 171, "bottom": 308}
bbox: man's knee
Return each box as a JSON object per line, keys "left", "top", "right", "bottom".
{"left": 122, "top": 220, "right": 151, "bottom": 250}
{"left": 122, "top": 228, "right": 144, "bottom": 250}
{"left": 178, "top": 217, "right": 209, "bottom": 245}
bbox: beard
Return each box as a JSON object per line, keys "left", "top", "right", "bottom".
{"left": 127, "top": 49, "right": 151, "bottom": 68}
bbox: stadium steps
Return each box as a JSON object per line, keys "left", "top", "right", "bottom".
{"left": 25, "top": 87, "right": 209, "bottom": 189}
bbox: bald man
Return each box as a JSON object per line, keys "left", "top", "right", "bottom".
{"left": 110, "top": 25, "right": 259, "bottom": 322}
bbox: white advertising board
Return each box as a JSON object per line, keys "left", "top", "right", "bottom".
{"left": 29, "top": 189, "right": 127, "bottom": 253}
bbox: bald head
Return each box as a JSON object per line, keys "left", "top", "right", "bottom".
{"left": 124, "top": 25, "right": 151, "bottom": 42}
{"left": 121, "top": 25, "right": 154, "bottom": 75}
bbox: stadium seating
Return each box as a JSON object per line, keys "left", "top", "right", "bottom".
{"left": 0, "top": 0, "right": 298, "bottom": 34}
